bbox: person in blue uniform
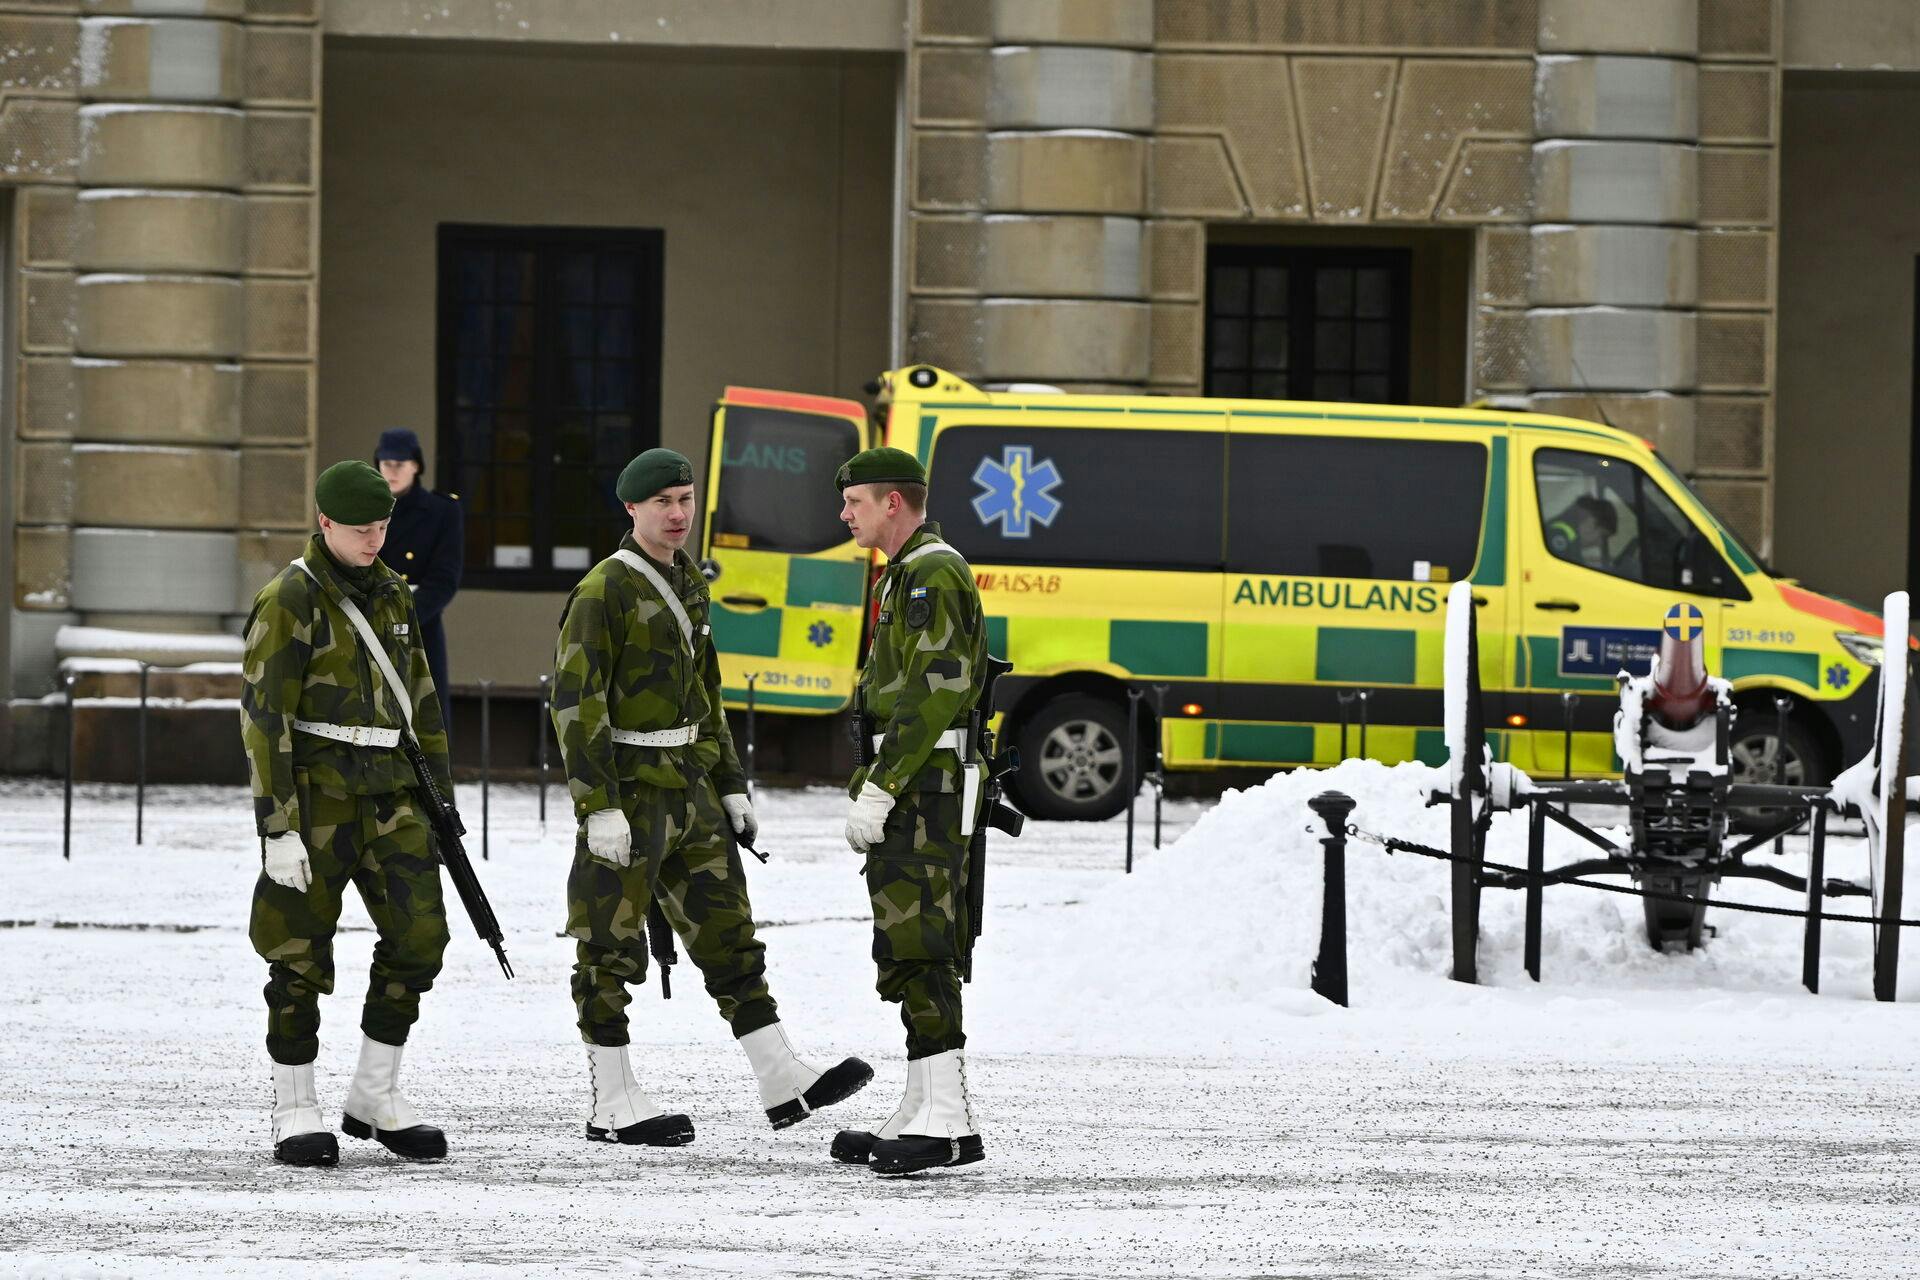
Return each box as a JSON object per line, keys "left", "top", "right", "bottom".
{"left": 374, "top": 428, "right": 464, "bottom": 734}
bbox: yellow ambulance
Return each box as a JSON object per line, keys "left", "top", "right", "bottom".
{"left": 701, "top": 367, "right": 1888, "bottom": 820}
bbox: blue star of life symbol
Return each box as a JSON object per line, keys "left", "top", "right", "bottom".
{"left": 971, "top": 445, "right": 1063, "bottom": 539}
{"left": 1826, "top": 662, "right": 1851, "bottom": 691}
{"left": 807, "top": 620, "right": 834, "bottom": 649}
{"left": 1663, "top": 602, "right": 1704, "bottom": 642}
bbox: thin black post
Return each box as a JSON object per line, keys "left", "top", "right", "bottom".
{"left": 744, "top": 672, "right": 759, "bottom": 802}
{"left": 1802, "top": 804, "right": 1827, "bottom": 995}
{"left": 1525, "top": 799, "right": 1546, "bottom": 982}
{"left": 1124, "top": 685, "right": 1142, "bottom": 873}
{"left": 1356, "top": 689, "right": 1372, "bottom": 760}
{"left": 1151, "top": 683, "right": 1168, "bottom": 849}
{"left": 63, "top": 672, "right": 76, "bottom": 861}
{"left": 1773, "top": 694, "right": 1793, "bottom": 860}
{"left": 1337, "top": 690, "right": 1355, "bottom": 758}
{"left": 479, "top": 678, "right": 492, "bottom": 862}
{"left": 536, "top": 673, "right": 550, "bottom": 834}
{"left": 1560, "top": 691, "right": 1577, "bottom": 779}
{"left": 136, "top": 662, "right": 151, "bottom": 846}
{"left": 1307, "top": 791, "right": 1354, "bottom": 1008}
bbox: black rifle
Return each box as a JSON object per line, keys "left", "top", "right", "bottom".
{"left": 401, "top": 737, "right": 513, "bottom": 979}
{"left": 850, "top": 686, "right": 873, "bottom": 770}
{"left": 962, "top": 655, "right": 1025, "bottom": 982}
{"left": 646, "top": 898, "right": 677, "bottom": 999}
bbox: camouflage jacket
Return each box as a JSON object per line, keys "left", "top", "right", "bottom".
{"left": 855, "top": 520, "right": 986, "bottom": 797}
{"left": 240, "top": 535, "right": 452, "bottom": 838}
{"left": 551, "top": 532, "right": 745, "bottom": 819}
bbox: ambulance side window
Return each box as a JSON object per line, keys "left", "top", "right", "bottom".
{"left": 713, "top": 407, "right": 859, "bottom": 553}
{"left": 1225, "top": 434, "right": 1486, "bottom": 581}
{"left": 928, "top": 425, "right": 1224, "bottom": 570}
{"left": 1534, "top": 450, "right": 1743, "bottom": 597}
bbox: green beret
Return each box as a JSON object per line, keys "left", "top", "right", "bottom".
{"left": 616, "top": 448, "right": 695, "bottom": 502}
{"left": 315, "top": 460, "right": 395, "bottom": 525}
{"left": 835, "top": 446, "right": 926, "bottom": 493}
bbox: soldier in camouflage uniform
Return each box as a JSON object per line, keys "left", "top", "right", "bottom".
{"left": 829, "top": 446, "right": 990, "bottom": 1176}
{"left": 552, "top": 448, "right": 870, "bottom": 1147}
{"left": 241, "top": 460, "right": 456, "bottom": 1168}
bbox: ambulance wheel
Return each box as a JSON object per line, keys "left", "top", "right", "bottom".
{"left": 1727, "top": 712, "right": 1825, "bottom": 833}
{"left": 1008, "top": 694, "right": 1133, "bottom": 821}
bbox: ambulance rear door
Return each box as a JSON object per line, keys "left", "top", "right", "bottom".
{"left": 702, "top": 387, "right": 871, "bottom": 713}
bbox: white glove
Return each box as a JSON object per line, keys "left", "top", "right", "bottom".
{"left": 721, "top": 793, "right": 758, "bottom": 846}
{"left": 263, "top": 832, "right": 311, "bottom": 892}
{"left": 845, "top": 780, "right": 895, "bottom": 853}
{"left": 585, "top": 808, "right": 632, "bottom": 867}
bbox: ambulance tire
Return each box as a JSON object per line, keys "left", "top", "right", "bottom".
{"left": 1727, "top": 711, "right": 1825, "bottom": 833}
{"left": 1008, "top": 694, "right": 1136, "bottom": 822}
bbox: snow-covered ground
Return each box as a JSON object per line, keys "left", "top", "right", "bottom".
{"left": 3, "top": 762, "right": 1918, "bottom": 1278}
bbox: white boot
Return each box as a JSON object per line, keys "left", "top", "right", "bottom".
{"left": 341, "top": 1035, "right": 446, "bottom": 1160}
{"left": 829, "top": 1055, "right": 939, "bottom": 1165}
{"left": 585, "top": 1042, "right": 693, "bottom": 1146}
{"left": 895, "top": 1049, "right": 977, "bottom": 1139}
{"left": 867, "top": 1050, "right": 984, "bottom": 1175}
{"left": 272, "top": 1061, "right": 327, "bottom": 1145}
{"left": 740, "top": 1022, "right": 874, "bottom": 1129}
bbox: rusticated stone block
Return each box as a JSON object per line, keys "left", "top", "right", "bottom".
{"left": 978, "top": 298, "right": 1149, "bottom": 381}
{"left": 74, "top": 356, "right": 242, "bottom": 443}
{"left": 1437, "top": 141, "right": 1532, "bottom": 222}
{"left": 991, "top": 0, "right": 1153, "bottom": 47}
{"left": 243, "top": 108, "right": 313, "bottom": 189}
{"left": 1696, "top": 312, "right": 1769, "bottom": 390}
{"left": 1293, "top": 57, "right": 1395, "bottom": 222}
{"left": 915, "top": 47, "right": 988, "bottom": 126}
{"left": 1533, "top": 140, "right": 1697, "bottom": 223}
{"left": 916, "top": 0, "right": 989, "bottom": 43}
{"left": 1479, "top": 226, "right": 1531, "bottom": 305}
{"left": 0, "top": 98, "right": 81, "bottom": 183}
{"left": 1694, "top": 395, "right": 1767, "bottom": 474}
{"left": 19, "top": 356, "right": 78, "bottom": 439}
{"left": 1475, "top": 308, "right": 1531, "bottom": 392}
{"left": 241, "top": 21, "right": 314, "bottom": 105}
{"left": 1535, "top": 54, "right": 1697, "bottom": 140}
{"left": 1529, "top": 306, "right": 1697, "bottom": 391}
{"left": 914, "top": 131, "right": 987, "bottom": 211}
{"left": 986, "top": 132, "right": 1146, "bottom": 214}
{"left": 17, "top": 440, "right": 73, "bottom": 525}
{"left": 78, "top": 16, "right": 244, "bottom": 104}
{"left": 1157, "top": 0, "right": 1537, "bottom": 52}
{"left": 988, "top": 46, "right": 1152, "bottom": 131}
{"left": 1697, "top": 229, "right": 1771, "bottom": 308}
{"left": 22, "top": 270, "right": 77, "bottom": 352}
{"left": 1698, "top": 147, "right": 1773, "bottom": 226}
{"left": 79, "top": 104, "right": 243, "bottom": 187}
{"left": 77, "top": 189, "right": 244, "bottom": 273}
{"left": 84, "top": 1, "right": 247, "bottom": 16}
{"left": 0, "top": 13, "right": 79, "bottom": 98}
{"left": 1155, "top": 54, "right": 1306, "bottom": 219}
{"left": 71, "top": 442, "right": 239, "bottom": 528}
{"left": 1149, "top": 219, "right": 1203, "bottom": 300}
{"left": 982, "top": 215, "right": 1146, "bottom": 298}
{"left": 1378, "top": 58, "right": 1533, "bottom": 221}
{"left": 22, "top": 186, "right": 78, "bottom": 268}
{"left": 1149, "top": 301, "right": 1201, "bottom": 386}
{"left": 243, "top": 193, "right": 312, "bottom": 275}
{"left": 70, "top": 526, "right": 238, "bottom": 613}
{"left": 1698, "top": 64, "right": 1773, "bottom": 143}
{"left": 15, "top": 525, "right": 73, "bottom": 611}
{"left": 1530, "top": 225, "right": 1697, "bottom": 307}
{"left": 1149, "top": 135, "right": 1249, "bottom": 218}
{"left": 239, "top": 445, "right": 307, "bottom": 528}
{"left": 1538, "top": 0, "right": 1697, "bottom": 55}
{"left": 76, "top": 273, "right": 243, "bottom": 358}
{"left": 241, "top": 361, "right": 311, "bottom": 442}
{"left": 242, "top": 276, "right": 312, "bottom": 358}
{"left": 911, "top": 216, "right": 984, "bottom": 294}
{"left": 907, "top": 298, "right": 986, "bottom": 374}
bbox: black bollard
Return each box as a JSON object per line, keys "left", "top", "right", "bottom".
{"left": 63, "top": 672, "right": 76, "bottom": 861}
{"left": 1124, "top": 686, "right": 1143, "bottom": 873}
{"left": 1773, "top": 694, "right": 1794, "bottom": 861}
{"left": 745, "top": 672, "right": 759, "bottom": 802}
{"left": 1337, "top": 690, "right": 1355, "bottom": 758}
{"left": 1356, "top": 689, "right": 1372, "bottom": 760}
{"left": 136, "top": 662, "right": 150, "bottom": 846}
{"left": 1802, "top": 804, "right": 1827, "bottom": 995}
{"left": 1307, "top": 791, "right": 1354, "bottom": 1008}
{"left": 537, "top": 673, "right": 550, "bottom": 833}
{"left": 1150, "top": 683, "right": 1168, "bottom": 849}
{"left": 479, "top": 678, "right": 492, "bottom": 861}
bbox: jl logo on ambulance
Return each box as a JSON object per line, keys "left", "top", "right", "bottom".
{"left": 972, "top": 446, "right": 1063, "bottom": 538}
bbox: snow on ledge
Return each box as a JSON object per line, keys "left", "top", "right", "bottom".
{"left": 55, "top": 626, "right": 243, "bottom": 666}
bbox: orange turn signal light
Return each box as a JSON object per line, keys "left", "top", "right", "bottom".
{"left": 1506, "top": 713, "right": 1529, "bottom": 727}
{"left": 1181, "top": 703, "right": 1204, "bottom": 716}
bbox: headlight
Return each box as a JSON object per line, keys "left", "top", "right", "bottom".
{"left": 1836, "top": 632, "right": 1884, "bottom": 667}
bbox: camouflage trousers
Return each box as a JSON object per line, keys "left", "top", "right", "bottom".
{"left": 865, "top": 788, "right": 968, "bottom": 1061}
{"left": 248, "top": 774, "right": 449, "bottom": 1066}
{"left": 566, "top": 773, "right": 776, "bottom": 1047}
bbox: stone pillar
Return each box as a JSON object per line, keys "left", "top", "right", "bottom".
{"left": 906, "top": 0, "right": 1154, "bottom": 389}
{"left": 59, "top": 0, "right": 316, "bottom": 646}
{"left": 1528, "top": 0, "right": 1702, "bottom": 469}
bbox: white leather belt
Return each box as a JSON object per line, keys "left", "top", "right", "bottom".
{"left": 870, "top": 728, "right": 967, "bottom": 753}
{"left": 293, "top": 720, "right": 401, "bottom": 749}
{"left": 612, "top": 725, "right": 699, "bottom": 748}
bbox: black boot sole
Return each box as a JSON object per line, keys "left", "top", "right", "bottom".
{"left": 585, "top": 1113, "right": 695, "bottom": 1147}
{"left": 342, "top": 1115, "right": 448, "bottom": 1161}
{"left": 768, "top": 1057, "right": 876, "bottom": 1130}
{"left": 274, "top": 1132, "right": 339, "bottom": 1168}
{"left": 830, "top": 1129, "right": 877, "bottom": 1164}
{"left": 871, "top": 1134, "right": 984, "bottom": 1176}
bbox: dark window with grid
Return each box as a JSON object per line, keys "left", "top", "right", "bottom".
{"left": 437, "top": 224, "right": 663, "bottom": 589}
{"left": 1205, "top": 246, "right": 1411, "bottom": 404}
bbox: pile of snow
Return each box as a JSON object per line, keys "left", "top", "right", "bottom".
{"left": 988, "top": 758, "right": 1908, "bottom": 1051}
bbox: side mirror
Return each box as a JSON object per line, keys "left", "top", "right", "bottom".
{"left": 698, "top": 558, "right": 722, "bottom": 583}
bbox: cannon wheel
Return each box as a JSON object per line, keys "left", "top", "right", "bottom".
{"left": 1872, "top": 592, "right": 1911, "bottom": 1001}
{"left": 1446, "top": 583, "right": 1488, "bottom": 984}
{"left": 1639, "top": 870, "right": 1711, "bottom": 951}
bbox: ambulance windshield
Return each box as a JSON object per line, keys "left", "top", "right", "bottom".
{"left": 712, "top": 406, "right": 861, "bottom": 554}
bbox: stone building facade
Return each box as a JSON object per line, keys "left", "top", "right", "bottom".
{"left": 2, "top": 0, "right": 1916, "bottom": 774}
